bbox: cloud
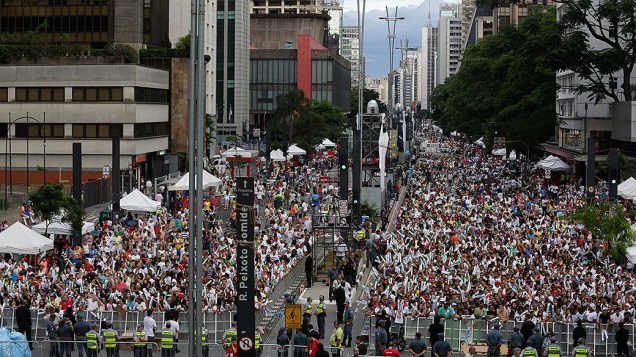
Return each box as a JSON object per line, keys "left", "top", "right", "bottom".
{"left": 342, "top": 0, "right": 449, "bottom": 77}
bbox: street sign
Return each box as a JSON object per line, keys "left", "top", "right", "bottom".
{"left": 236, "top": 177, "right": 255, "bottom": 357}
{"left": 102, "top": 165, "right": 110, "bottom": 179}
{"left": 285, "top": 304, "right": 302, "bottom": 329}
{"left": 238, "top": 336, "right": 254, "bottom": 352}
{"left": 338, "top": 200, "right": 348, "bottom": 216}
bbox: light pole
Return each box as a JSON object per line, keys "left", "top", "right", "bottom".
{"left": 5, "top": 112, "right": 47, "bottom": 205}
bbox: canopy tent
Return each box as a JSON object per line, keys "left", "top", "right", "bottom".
{"left": 120, "top": 189, "right": 162, "bottom": 212}
{"left": 287, "top": 144, "right": 306, "bottom": 156}
{"left": 221, "top": 147, "right": 258, "bottom": 158}
{"left": 32, "top": 221, "right": 95, "bottom": 236}
{"left": 321, "top": 138, "right": 336, "bottom": 147}
{"left": 492, "top": 148, "right": 506, "bottom": 156}
{"left": 618, "top": 177, "right": 636, "bottom": 197}
{"left": 535, "top": 155, "right": 571, "bottom": 171}
{"left": 270, "top": 149, "right": 287, "bottom": 162}
{"left": 169, "top": 170, "right": 222, "bottom": 191}
{"left": 474, "top": 137, "right": 486, "bottom": 148}
{"left": 450, "top": 131, "right": 460, "bottom": 137}
{"left": 0, "top": 222, "right": 53, "bottom": 254}
{"left": 626, "top": 245, "right": 636, "bottom": 264}
{"left": 508, "top": 150, "right": 517, "bottom": 160}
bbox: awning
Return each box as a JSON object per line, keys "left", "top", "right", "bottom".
{"left": 540, "top": 144, "right": 576, "bottom": 161}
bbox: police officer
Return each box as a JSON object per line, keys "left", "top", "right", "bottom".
{"left": 486, "top": 323, "right": 503, "bottom": 357}
{"left": 303, "top": 297, "right": 314, "bottom": 334}
{"left": 508, "top": 327, "right": 525, "bottom": 357}
{"left": 85, "top": 324, "right": 100, "bottom": 357}
{"left": 194, "top": 327, "right": 209, "bottom": 357}
{"left": 571, "top": 339, "right": 589, "bottom": 357}
{"left": 316, "top": 295, "right": 327, "bottom": 339}
{"left": 543, "top": 336, "right": 560, "bottom": 357}
{"left": 134, "top": 323, "right": 148, "bottom": 357}
{"left": 255, "top": 330, "right": 262, "bottom": 356}
{"left": 161, "top": 322, "right": 175, "bottom": 357}
{"left": 223, "top": 321, "right": 238, "bottom": 348}
{"left": 354, "top": 226, "right": 366, "bottom": 250}
{"left": 102, "top": 322, "right": 119, "bottom": 357}
{"left": 521, "top": 340, "right": 538, "bottom": 357}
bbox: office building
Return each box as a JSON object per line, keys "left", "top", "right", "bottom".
{"left": 493, "top": 0, "right": 554, "bottom": 34}
{"left": 438, "top": 3, "right": 462, "bottom": 84}
{"left": 342, "top": 25, "right": 362, "bottom": 87}
{"left": 365, "top": 77, "right": 389, "bottom": 105}
{"left": 250, "top": 0, "right": 323, "bottom": 14}
{"left": 420, "top": 26, "right": 438, "bottom": 110}
{"left": 323, "top": 0, "right": 343, "bottom": 52}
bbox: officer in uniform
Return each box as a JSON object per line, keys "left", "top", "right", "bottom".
{"left": 194, "top": 327, "right": 209, "bottom": 357}
{"left": 255, "top": 330, "right": 262, "bottom": 356}
{"left": 508, "top": 327, "right": 525, "bottom": 357}
{"left": 571, "top": 339, "right": 589, "bottom": 357}
{"left": 316, "top": 295, "right": 327, "bottom": 339}
{"left": 303, "top": 297, "right": 314, "bottom": 334}
{"left": 85, "top": 324, "right": 100, "bottom": 357}
{"left": 161, "top": 322, "right": 175, "bottom": 357}
{"left": 544, "top": 336, "right": 560, "bottom": 357}
{"left": 223, "top": 321, "right": 238, "bottom": 348}
{"left": 354, "top": 226, "right": 366, "bottom": 250}
{"left": 134, "top": 323, "right": 148, "bottom": 357}
{"left": 521, "top": 340, "right": 538, "bottom": 357}
{"left": 102, "top": 322, "right": 119, "bottom": 357}
{"left": 486, "top": 323, "right": 503, "bottom": 357}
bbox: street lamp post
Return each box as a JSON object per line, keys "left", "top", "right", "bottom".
{"left": 4, "top": 112, "right": 47, "bottom": 205}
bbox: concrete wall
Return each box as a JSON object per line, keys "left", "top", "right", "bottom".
{"left": 250, "top": 14, "right": 328, "bottom": 49}
{"left": 170, "top": 58, "right": 190, "bottom": 153}
{"left": 612, "top": 101, "right": 636, "bottom": 142}
{"left": 113, "top": 0, "right": 144, "bottom": 48}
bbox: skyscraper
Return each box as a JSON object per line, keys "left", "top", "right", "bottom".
{"left": 341, "top": 25, "right": 361, "bottom": 87}
{"left": 420, "top": 26, "right": 439, "bottom": 111}
{"left": 438, "top": 3, "right": 462, "bottom": 84}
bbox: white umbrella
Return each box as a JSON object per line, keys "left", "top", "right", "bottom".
{"left": 287, "top": 144, "right": 306, "bottom": 156}
{"left": 120, "top": 189, "right": 162, "bottom": 212}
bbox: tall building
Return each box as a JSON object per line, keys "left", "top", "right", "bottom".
{"left": 460, "top": 0, "right": 476, "bottom": 50}
{"left": 0, "top": 0, "right": 169, "bottom": 49}
{"left": 323, "top": 0, "right": 343, "bottom": 52}
{"left": 438, "top": 3, "right": 462, "bottom": 84}
{"left": 251, "top": 0, "right": 323, "bottom": 14}
{"left": 365, "top": 77, "right": 389, "bottom": 105}
{"left": 420, "top": 26, "right": 439, "bottom": 110}
{"left": 215, "top": 0, "right": 250, "bottom": 144}
{"left": 397, "top": 52, "right": 418, "bottom": 110}
{"left": 493, "top": 0, "right": 554, "bottom": 34}
{"left": 341, "top": 25, "right": 361, "bottom": 87}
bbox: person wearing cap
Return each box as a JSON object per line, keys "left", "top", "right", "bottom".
{"left": 486, "top": 323, "right": 503, "bottom": 357}
{"left": 408, "top": 331, "right": 427, "bottom": 357}
{"left": 528, "top": 328, "right": 544, "bottom": 352}
{"left": 543, "top": 336, "right": 560, "bottom": 357}
{"left": 85, "top": 324, "right": 100, "bottom": 357}
{"left": 375, "top": 320, "right": 388, "bottom": 356}
{"left": 223, "top": 321, "right": 238, "bottom": 348}
{"left": 508, "top": 326, "right": 525, "bottom": 357}
{"left": 74, "top": 314, "right": 90, "bottom": 357}
{"left": 521, "top": 341, "right": 538, "bottom": 357}
{"left": 316, "top": 295, "right": 327, "bottom": 339}
{"left": 432, "top": 333, "right": 452, "bottom": 357}
{"left": 134, "top": 324, "right": 148, "bottom": 357}
{"left": 343, "top": 300, "right": 354, "bottom": 347}
{"left": 571, "top": 339, "right": 589, "bottom": 357}
{"left": 102, "top": 322, "right": 119, "bottom": 357}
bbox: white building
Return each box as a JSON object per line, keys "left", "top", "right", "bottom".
{"left": 365, "top": 77, "right": 389, "bottom": 105}
{"left": 438, "top": 3, "right": 462, "bottom": 84}
{"left": 420, "top": 26, "right": 439, "bottom": 111}
{"left": 342, "top": 25, "right": 362, "bottom": 88}
{"left": 250, "top": 0, "right": 323, "bottom": 14}
{"left": 0, "top": 64, "right": 170, "bottom": 184}
{"left": 324, "top": 0, "right": 343, "bottom": 51}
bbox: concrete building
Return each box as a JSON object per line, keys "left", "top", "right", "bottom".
{"left": 0, "top": 62, "right": 170, "bottom": 185}
{"left": 365, "top": 77, "right": 389, "bottom": 105}
{"left": 397, "top": 53, "right": 418, "bottom": 111}
{"left": 420, "top": 26, "right": 438, "bottom": 110}
{"left": 0, "top": 0, "right": 169, "bottom": 49}
{"left": 438, "top": 3, "right": 462, "bottom": 84}
{"left": 460, "top": 0, "right": 476, "bottom": 50}
{"left": 465, "top": 7, "right": 494, "bottom": 47}
{"left": 251, "top": 0, "right": 323, "bottom": 14}
{"left": 493, "top": 0, "right": 554, "bottom": 34}
{"left": 323, "top": 0, "right": 343, "bottom": 52}
{"left": 341, "top": 25, "right": 361, "bottom": 88}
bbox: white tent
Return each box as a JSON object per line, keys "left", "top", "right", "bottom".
{"left": 535, "top": 155, "right": 571, "bottom": 171}
{"left": 287, "top": 144, "right": 306, "bottom": 156}
{"left": 618, "top": 177, "right": 636, "bottom": 196}
{"left": 321, "top": 138, "right": 336, "bottom": 147}
{"left": 0, "top": 222, "right": 53, "bottom": 254}
{"left": 626, "top": 245, "right": 636, "bottom": 264}
{"left": 474, "top": 137, "right": 486, "bottom": 148}
{"left": 32, "top": 221, "right": 95, "bottom": 236}
{"left": 120, "top": 189, "right": 162, "bottom": 212}
{"left": 270, "top": 149, "right": 287, "bottom": 162}
{"left": 221, "top": 147, "right": 257, "bottom": 158}
{"left": 508, "top": 150, "right": 517, "bottom": 160}
{"left": 169, "top": 170, "right": 222, "bottom": 191}
{"left": 492, "top": 148, "right": 506, "bottom": 156}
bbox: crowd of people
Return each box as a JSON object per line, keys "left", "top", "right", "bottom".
{"left": 0, "top": 148, "right": 342, "bottom": 329}
{"left": 366, "top": 131, "right": 636, "bottom": 329}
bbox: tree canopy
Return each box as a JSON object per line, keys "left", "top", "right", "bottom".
{"left": 431, "top": 6, "right": 560, "bottom": 151}
{"left": 29, "top": 183, "right": 84, "bottom": 237}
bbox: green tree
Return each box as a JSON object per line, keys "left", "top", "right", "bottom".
{"left": 274, "top": 88, "right": 310, "bottom": 148}
{"left": 569, "top": 200, "right": 636, "bottom": 262}
{"left": 556, "top": 0, "right": 636, "bottom": 102}
{"left": 62, "top": 196, "right": 84, "bottom": 243}
{"left": 29, "top": 183, "right": 65, "bottom": 235}
{"left": 309, "top": 100, "right": 348, "bottom": 142}
{"left": 431, "top": 6, "right": 560, "bottom": 150}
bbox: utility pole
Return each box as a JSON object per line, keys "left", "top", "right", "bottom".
{"left": 380, "top": 6, "right": 404, "bottom": 110}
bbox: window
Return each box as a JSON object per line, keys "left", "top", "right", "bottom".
{"left": 134, "top": 122, "right": 169, "bottom": 138}
{"left": 72, "top": 124, "right": 123, "bottom": 138}
{"left": 14, "top": 124, "right": 64, "bottom": 138}
{"left": 0, "top": 88, "right": 7, "bottom": 102}
{"left": 15, "top": 87, "right": 64, "bottom": 102}
{"left": 134, "top": 87, "right": 168, "bottom": 103}
{"left": 73, "top": 87, "right": 123, "bottom": 102}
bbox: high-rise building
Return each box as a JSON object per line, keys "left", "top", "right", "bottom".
{"left": 365, "top": 77, "right": 389, "bottom": 105}
{"left": 251, "top": 0, "right": 323, "bottom": 14}
{"left": 420, "top": 26, "right": 439, "bottom": 110}
{"left": 323, "top": 0, "right": 343, "bottom": 52}
{"left": 460, "top": 0, "right": 476, "bottom": 50}
{"left": 438, "top": 3, "right": 462, "bottom": 84}
{"left": 341, "top": 25, "right": 361, "bottom": 87}
{"left": 0, "top": 0, "right": 169, "bottom": 49}
{"left": 397, "top": 52, "right": 418, "bottom": 110}
{"left": 493, "top": 0, "right": 554, "bottom": 34}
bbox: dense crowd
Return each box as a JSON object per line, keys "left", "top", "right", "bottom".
{"left": 0, "top": 149, "right": 340, "bottom": 322}
{"left": 366, "top": 132, "right": 636, "bottom": 327}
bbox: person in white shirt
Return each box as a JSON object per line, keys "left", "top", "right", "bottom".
{"left": 143, "top": 310, "right": 157, "bottom": 356}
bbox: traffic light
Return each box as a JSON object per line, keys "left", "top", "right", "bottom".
{"left": 608, "top": 148, "right": 619, "bottom": 200}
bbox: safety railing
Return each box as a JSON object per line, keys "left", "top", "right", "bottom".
{"left": 365, "top": 316, "right": 636, "bottom": 356}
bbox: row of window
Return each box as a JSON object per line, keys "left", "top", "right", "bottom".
{"left": 0, "top": 87, "right": 167, "bottom": 103}
{"left": 4, "top": 123, "right": 168, "bottom": 139}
